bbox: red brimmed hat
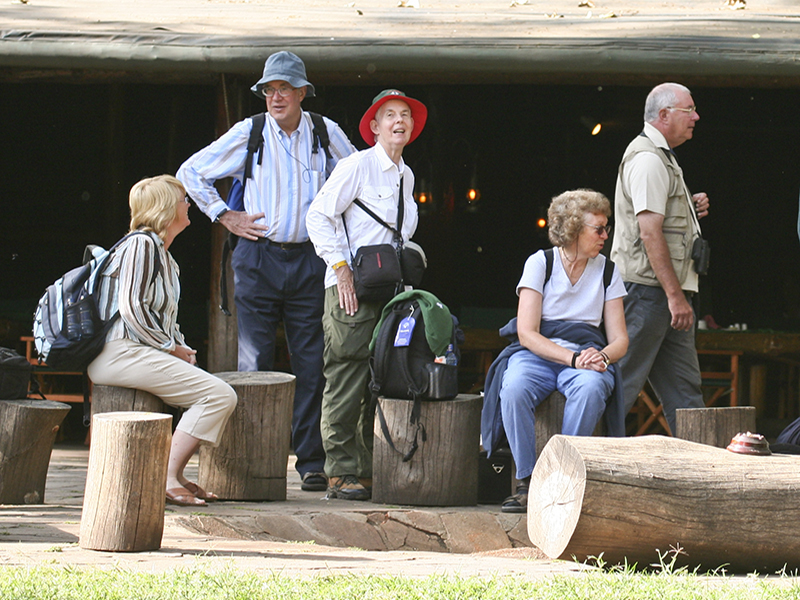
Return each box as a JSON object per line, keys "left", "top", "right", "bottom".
{"left": 358, "top": 89, "right": 428, "bottom": 146}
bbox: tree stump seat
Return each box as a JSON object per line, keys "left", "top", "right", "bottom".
{"left": 79, "top": 411, "right": 171, "bottom": 552}
{"left": 91, "top": 385, "right": 168, "bottom": 416}
{"left": 198, "top": 371, "right": 295, "bottom": 501}
{"left": 675, "top": 406, "right": 756, "bottom": 448}
{"left": 0, "top": 399, "right": 71, "bottom": 504}
{"left": 373, "top": 393, "right": 482, "bottom": 506}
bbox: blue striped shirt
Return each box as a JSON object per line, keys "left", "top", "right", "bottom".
{"left": 177, "top": 112, "right": 355, "bottom": 244}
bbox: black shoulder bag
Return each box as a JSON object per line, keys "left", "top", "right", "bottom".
{"left": 342, "top": 178, "right": 405, "bottom": 303}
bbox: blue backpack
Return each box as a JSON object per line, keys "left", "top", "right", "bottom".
{"left": 32, "top": 231, "right": 161, "bottom": 372}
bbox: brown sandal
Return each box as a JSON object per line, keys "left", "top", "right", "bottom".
{"left": 184, "top": 481, "right": 219, "bottom": 502}
{"left": 166, "top": 487, "right": 207, "bottom": 507}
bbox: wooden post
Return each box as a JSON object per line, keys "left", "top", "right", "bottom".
{"left": 0, "top": 400, "right": 71, "bottom": 504}
{"left": 373, "top": 394, "right": 481, "bottom": 506}
{"left": 198, "top": 371, "right": 295, "bottom": 501}
{"left": 92, "top": 385, "right": 167, "bottom": 416}
{"left": 535, "top": 391, "right": 566, "bottom": 459}
{"left": 80, "top": 412, "right": 171, "bottom": 552}
{"left": 749, "top": 364, "right": 768, "bottom": 417}
{"left": 675, "top": 406, "right": 757, "bottom": 448}
{"left": 527, "top": 434, "right": 800, "bottom": 573}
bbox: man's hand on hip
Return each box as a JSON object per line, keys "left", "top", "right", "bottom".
{"left": 335, "top": 265, "right": 359, "bottom": 316}
{"left": 218, "top": 210, "right": 268, "bottom": 240}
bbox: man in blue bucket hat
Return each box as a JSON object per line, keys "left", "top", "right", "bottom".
{"left": 178, "top": 52, "right": 355, "bottom": 493}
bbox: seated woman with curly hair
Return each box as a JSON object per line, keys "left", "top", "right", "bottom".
{"left": 481, "top": 189, "right": 628, "bottom": 513}
{"left": 88, "top": 175, "right": 238, "bottom": 507}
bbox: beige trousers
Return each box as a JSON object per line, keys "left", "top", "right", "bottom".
{"left": 88, "top": 339, "right": 237, "bottom": 446}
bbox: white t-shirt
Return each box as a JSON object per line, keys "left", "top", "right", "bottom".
{"left": 516, "top": 249, "right": 627, "bottom": 348}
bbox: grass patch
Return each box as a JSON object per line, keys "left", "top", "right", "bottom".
{"left": 0, "top": 565, "right": 798, "bottom": 599}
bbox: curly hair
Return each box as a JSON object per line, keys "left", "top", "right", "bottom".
{"left": 547, "top": 189, "right": 611, "bottom": 248}
{"left": 129, "top": 175, "right": 186, "bottom": 240}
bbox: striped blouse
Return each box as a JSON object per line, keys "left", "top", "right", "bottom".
{"left": 95, "top": 230, "right": 186, "bottom": 352}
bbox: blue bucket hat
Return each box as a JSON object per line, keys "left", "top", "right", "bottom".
{"left": 251, "top": 51, "right": 316, "bottom": 99}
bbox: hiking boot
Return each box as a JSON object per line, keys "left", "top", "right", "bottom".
{"left": 301, "top": 471, "right": 328, "bottom": 492}
{"left": 327, "top": 474, "right": 371, "bottom": 501}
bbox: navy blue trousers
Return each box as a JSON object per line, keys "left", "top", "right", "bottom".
{"left": 232, "top": 238, "right": 326, "bottom": 476}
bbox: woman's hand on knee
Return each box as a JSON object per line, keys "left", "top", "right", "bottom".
{"left": 170, "top": 345, "right": 197, "bottom": 365}
{"left": 577, "top": 348, "right": 607, "bottom": 372}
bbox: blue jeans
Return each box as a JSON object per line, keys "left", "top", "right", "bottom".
{"left": 232, "top": 239, "right": 326, "bottom": 476}
{"left": 499, "top": 349, "right": 614, "bottom": 479}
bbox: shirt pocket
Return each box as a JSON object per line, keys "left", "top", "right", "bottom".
{"left": 360, "top": 185, "right": 398, "bottom": 226}
{"left": 308, "top": 170, "right": 325, "bottom": 199}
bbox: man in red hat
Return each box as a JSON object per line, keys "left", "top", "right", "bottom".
{"left": 307, "top": 89, "right": 428, "bottom": 500}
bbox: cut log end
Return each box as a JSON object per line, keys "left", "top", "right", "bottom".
{"left": 527, "top": 435, "right": 587, "bottom": 558}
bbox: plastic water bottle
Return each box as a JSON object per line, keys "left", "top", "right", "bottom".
{"left": 65, "top": 302, "right": 82, "bottom": 341}
{"left": 445, "top": 344, "right": 457, "bottom": 366}
{"left": 79, "top": 302, "right": 95, "bottom": 337}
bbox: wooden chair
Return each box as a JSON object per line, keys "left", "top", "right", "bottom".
{"left": 628, "top": 349, "right": 742, "bottom": 436}
{"left": 21, "top": 336, "right": 92, "bottom": 444}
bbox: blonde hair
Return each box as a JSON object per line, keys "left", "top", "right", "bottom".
{"left": 547, "top": 189, "right": 611, "bottom": 247}
{"left": 129, "top": 175, "right": 185, "bottom": 240}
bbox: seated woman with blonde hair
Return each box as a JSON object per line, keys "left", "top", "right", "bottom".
{"left": 88, "top": 175, "right": 237, "bottom": 507}
{"left": 481, "top": 189, "right": 628, "bottom": 513}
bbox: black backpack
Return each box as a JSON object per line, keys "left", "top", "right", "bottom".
{"left": 0, "top": 347, "right": 34, "bottom": 400}
{"left": 369, "top": 294, "right": 463, "bottom": 461}
{"left": 219, "top": 111, "right": 332, "bottom": 315}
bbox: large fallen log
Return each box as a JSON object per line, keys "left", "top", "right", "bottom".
{"left": 527, "top": 434, "right": 800, "bottom": 573}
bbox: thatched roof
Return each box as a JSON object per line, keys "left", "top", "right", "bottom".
{"left": 3, "top": 0, "right": 800, "bottom": 84}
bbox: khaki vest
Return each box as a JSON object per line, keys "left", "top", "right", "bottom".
{"left": 611, "top": 134, "right": 700, "bottom": 291}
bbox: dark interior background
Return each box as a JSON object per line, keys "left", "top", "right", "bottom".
{"left": 2, "top": 80, "right": 799, "bottom": 359}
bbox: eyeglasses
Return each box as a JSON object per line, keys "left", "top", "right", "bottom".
{"left": 585, "top": 223, "right": 612, "bottom": 236}
{"left": 262, "top": 85, "right": 296, "bottom": 98}
{"left": 667, "top": 105, "right": 697, "bottom": 114}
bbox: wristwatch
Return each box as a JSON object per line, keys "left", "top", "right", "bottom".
{"left": 215, "top": 209, "right": 229, "bottom": 223}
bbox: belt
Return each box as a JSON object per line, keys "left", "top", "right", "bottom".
{"left": 257, "top": 238, "right": 311, "bottom": 250}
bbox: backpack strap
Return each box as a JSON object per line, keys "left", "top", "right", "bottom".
{"left": 543, "top": 248, "right": 554, "bottom": 288}
{"left": 543, "top": 247, "right": 614, "bottom": 296}
{"left": 603, "top": 255, "right": 615, "bottom": 292}
{"left": 243, "top": 112, "right": 266, "bottom": 182}
{"left": 308, "top": 112, "right": 332, "bottom": 159}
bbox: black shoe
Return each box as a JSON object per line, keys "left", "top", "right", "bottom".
{"left": 327, "top": 474, "right": 371, "bottom": 501}
{"left": 301, "top": 472, "right": 328, "bottom": 492}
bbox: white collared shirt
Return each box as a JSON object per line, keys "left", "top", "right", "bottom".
{"left": 306, "top": 143, "right": 419, "bottom": 289}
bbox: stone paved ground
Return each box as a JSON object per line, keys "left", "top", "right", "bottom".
{"left": 0, "top": 443, "right": 585, "bottom": 579}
